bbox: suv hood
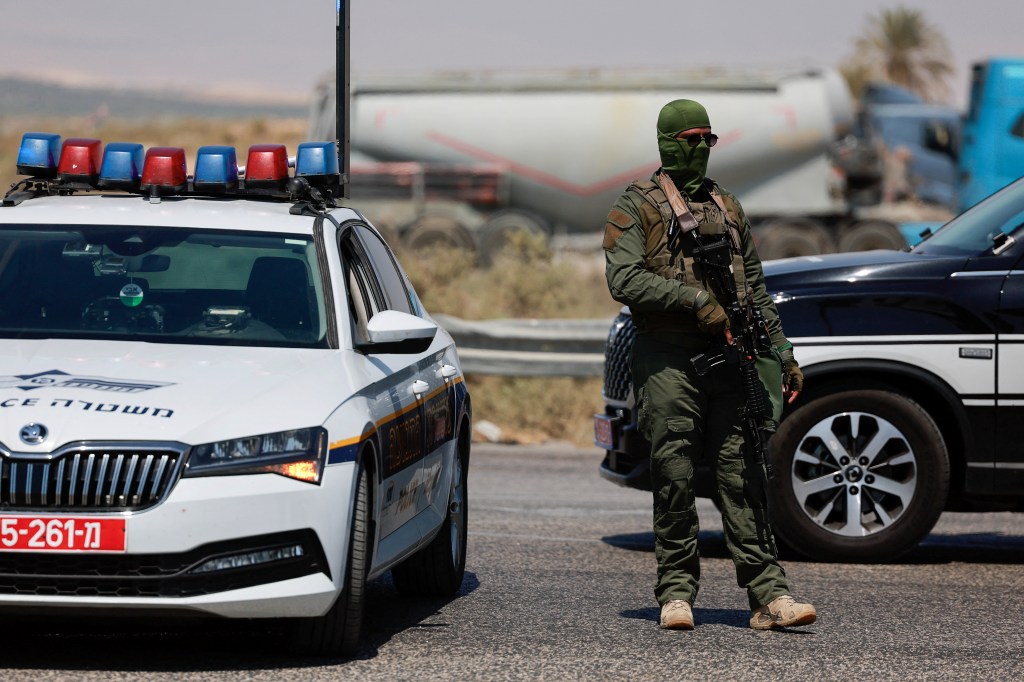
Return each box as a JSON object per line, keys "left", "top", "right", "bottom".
{"left": 0, "top": 339, "right": 350, "bottom": 454}
{"left": 764, "top": 249, "right": 923, "bottom": 277}
{"left": 763, "top": 249, "right": 963, "bottom": 290}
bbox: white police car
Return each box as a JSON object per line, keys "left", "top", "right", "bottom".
{"left": 0, "top": 133, "right": 471, "bottom": 656}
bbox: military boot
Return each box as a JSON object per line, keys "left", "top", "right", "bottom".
{"left": 750, "top": 595, "right": 816, "bottom": 630}
{"left": 660, "top": 600, "right": 694, "bottom": 630}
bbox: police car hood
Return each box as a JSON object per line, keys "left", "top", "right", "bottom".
{"left": 0, "top": 339, "right": 350, "bottom": 451}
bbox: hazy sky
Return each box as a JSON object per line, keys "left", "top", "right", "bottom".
{"left": 0, "top": 0, "right": 1020, "bottom": 108}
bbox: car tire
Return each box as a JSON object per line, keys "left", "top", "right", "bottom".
{"left": 767, "top": 389, "right": 949, "bottom": 562}
{"left": 291, "top": 463, "right": 370, "bottom": 657}
{"left": 391, "top": 432, "right": 469, "bottom": 596}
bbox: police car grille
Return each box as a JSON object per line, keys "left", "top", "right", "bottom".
{"left": 0, "top": 449, "right": 184, "bottom": 511}
{"left": 603, "top": 311, "right": 636, "bottom": 402}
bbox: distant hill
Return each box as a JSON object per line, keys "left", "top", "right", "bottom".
{"left": 0, "top": 77, "right": 308, "bottom": 119}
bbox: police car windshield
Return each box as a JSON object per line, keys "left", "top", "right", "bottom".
{"left": 912, "top": 177, "right": 1024, "bottom": 256}
{"left": 0, "top": 225, "right": 328, "bottom": 348}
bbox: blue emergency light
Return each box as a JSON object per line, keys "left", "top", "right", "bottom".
{"left": 16, "top": 132, "right": 62, "bottom": 178}
{"left": 98, "top": 142, "right": 145, "bottom": 191}
{"left": 295, "top": 141, "right": 340, "bottom": 188}
{"left": 194, "top": 145, "right": 239, "bottom": 192}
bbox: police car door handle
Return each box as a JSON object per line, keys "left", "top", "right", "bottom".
{"left": 440, "top": 364, "right": 458, "bottom": 379}
{"left": 409, "top": 379, "right": 430, "bottom": 397}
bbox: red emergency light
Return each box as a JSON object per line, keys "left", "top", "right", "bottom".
{"left": 57, "top": 138, "right": 102, "bottom": 184}
{"left": 140, "top": 147, "right": 188, "bottom": 194}
{"left": 245, "top": 144, "right": 289, "bottom": 190}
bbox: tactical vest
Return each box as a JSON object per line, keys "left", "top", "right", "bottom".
{"left": 628, "top": 178, "right": 750, "bottom": 333}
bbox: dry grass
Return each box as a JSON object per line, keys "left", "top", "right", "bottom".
{"left": 397, "top": 233, "right": 617, "bottom": 446}
{"left": 396, "top": 231, "right": 617, "bottom": 320}
{"left": 1, "top": 116, "right": 616, "bottom": 446}
{"left": 466, "top": 375, "right": 604, "bottom": 445}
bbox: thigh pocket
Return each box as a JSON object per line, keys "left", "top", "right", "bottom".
{"left": 666, "top": 416, "right": 693, "bottom": 434}
{"left": 660, "top": 479, "right": 696, "bottom": 522}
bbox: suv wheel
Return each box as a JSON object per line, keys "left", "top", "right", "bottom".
{"left": 768, "top": 390, "right": 949, "bottom": 561}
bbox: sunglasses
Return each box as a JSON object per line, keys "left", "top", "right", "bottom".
{"left": 682, "top": 133, "right": 718, "bottom": 148}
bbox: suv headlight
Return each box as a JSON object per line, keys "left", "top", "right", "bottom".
{"left": 185, "top": 427, "right": 327, "bottom": 484}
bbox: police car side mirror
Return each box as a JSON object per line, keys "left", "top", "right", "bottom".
{"left": 359, "top": 310, "right": 437, "bottom": 354}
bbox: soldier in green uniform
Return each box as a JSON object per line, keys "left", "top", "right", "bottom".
{"left": 603, "top": 99, "right": 816, "bottom": 631}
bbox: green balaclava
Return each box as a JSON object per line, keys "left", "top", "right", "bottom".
{"left": 657, "top": 99, "right": 712, "bottom": 197}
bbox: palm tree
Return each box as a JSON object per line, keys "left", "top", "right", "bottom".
{"left": 838, "top": 60, "right": 875, "bottom": 107}
{"left": 850, "top": 6, "right": 955, "bottom": 103}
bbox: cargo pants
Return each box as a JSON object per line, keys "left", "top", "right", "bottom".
{"left": 632, "top": 332, "right": 790, "bottom": 610}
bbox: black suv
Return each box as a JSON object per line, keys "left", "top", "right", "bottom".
{"left": 595, "top": 177, "right": 1024, "bottom": 561}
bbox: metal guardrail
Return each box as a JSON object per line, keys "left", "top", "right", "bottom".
{"left": 433, "top": 314, "right": 610, "bottom": 377}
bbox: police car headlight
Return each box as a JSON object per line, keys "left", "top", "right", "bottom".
{"left": 185, "top": 427, "right": 327, "bottom": 484}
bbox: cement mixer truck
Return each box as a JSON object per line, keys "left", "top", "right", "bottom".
{"left": 312, "top": 67, "right": 945, "bottom": 260}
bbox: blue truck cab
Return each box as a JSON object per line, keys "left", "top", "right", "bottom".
{"left": 860, "top": 83, "right": 961, "bottom": 210}
{"left": 959, "top": 57, "right": 1024, "bottom": 210}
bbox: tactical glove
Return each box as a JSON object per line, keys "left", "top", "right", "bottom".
{"left": 693, "top": 290, "right": 729, "bottom": 334}
{"left": 779, "top": 346, "right": 804, "bottom": 394}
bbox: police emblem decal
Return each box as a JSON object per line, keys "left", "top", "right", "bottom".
{"left": 20, "top": 423, "right": 48, "bottom": 445}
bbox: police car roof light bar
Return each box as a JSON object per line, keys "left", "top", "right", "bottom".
{"left": 57, "top": 138, "right": 102, "bottom": 184}
{"left": 295, "top": 141, "right": 340, "bottom": 189}
{"left": 244, "top": 144, "right": 289, "bottom": 190}
{"left": 16, "top": 132, "right": 62, "bottom": 179}
{"left": 7, "top": 133, "right": 335, "bottom": 208}
{"left": 140, "top": 147, "right": 189, "bottom": 196}
{"left": 98, "top": 142, "right": 145, "bottom": 191}
{"left": 194, "top": 145, "right": 239, "bottom": 192}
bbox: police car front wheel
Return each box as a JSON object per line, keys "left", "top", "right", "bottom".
{"left": 290, "top": 462, "right": 371, "bottom": 657}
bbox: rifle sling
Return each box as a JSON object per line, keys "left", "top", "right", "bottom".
{"left": 655, "top": 172, "right": 699, "bottom": 235}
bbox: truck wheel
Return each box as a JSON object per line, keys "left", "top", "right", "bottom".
{"left": 767, "top": 390, "right": 949, "bottom": 562}
{"left": 403, "top": 215, "right": 476, "bottom": 253}
{"left": 837, "top": 220, "right": 907, "bottom": 252}
{"left": 479, "top": 209, "right": 548, "bottom": 265}
{"left": 756, "top": 221, "right": 834, "bottom": 260}
{"left": 391, "top": 429, "right": 469, "bottom": 596}
{"left": 291, "top": 463, "right": 370, "bottom": 656}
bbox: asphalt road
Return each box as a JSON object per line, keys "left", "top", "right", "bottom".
{"left": 2, "top": 443, "right": 1022, "bottom": 681}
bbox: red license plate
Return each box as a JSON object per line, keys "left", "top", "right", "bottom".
{"left": 0, "top": 516, "right": 126, "bottom": 552}
{"left": 593, "top": 414, "right": 619, "bottom": 450}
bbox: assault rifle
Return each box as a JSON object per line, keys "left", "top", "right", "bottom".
{"left": 688, "top": 233, "right": 776, "bottom": 470}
